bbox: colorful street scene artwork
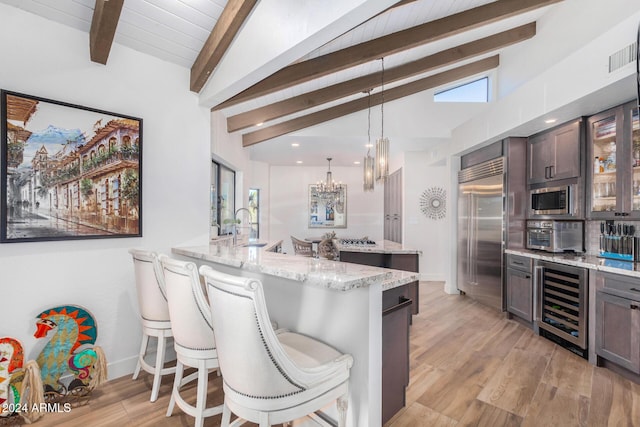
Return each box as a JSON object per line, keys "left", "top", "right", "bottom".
{"left": 1, "top": 90, "right": 142, "bottom": 242}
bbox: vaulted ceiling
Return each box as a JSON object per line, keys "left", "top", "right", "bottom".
{"left": 2, "top": 0, "right": 565, "bottom": 165}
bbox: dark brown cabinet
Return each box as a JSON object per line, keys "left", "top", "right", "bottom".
{"left": 528, "top": 119, "right": 583, "bottom": 185}
{"left": 340, "top": 251, "right": 419, "bottom": 315}
{"left": 595, "top": 272, "right": 640, "bottom": 374}
{"left": 338, "top": 250, "right": 418, "bottom": 423}
{"left": 382, "top": 284, "right": 412, "bottom": 425}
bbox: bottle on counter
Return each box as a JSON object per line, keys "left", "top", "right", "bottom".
{"left": 594, "top": 156, "right": 600, "bottom": 174}
{"left": 599, "top": 158, "right": 605, "bottom": 173}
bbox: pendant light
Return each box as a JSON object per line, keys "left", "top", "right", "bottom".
{"left": 363, "top": 90, "right": 375, "bottom": 192}
{"left": 375, "top": 57, "right": 389, "bottom": 181}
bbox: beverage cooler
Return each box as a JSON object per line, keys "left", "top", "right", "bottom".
{"left": 536, "top": 260, "right": 588, "bottom": 359}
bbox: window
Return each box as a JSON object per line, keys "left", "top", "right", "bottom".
{"left": 212, "top": 160, "right": 236, "bottom": 236}
{"left": 248, "top": 188, "right": 259, "bottom": 239}
{"left": 434, "top": 77, "right": 489, "bottom": 103}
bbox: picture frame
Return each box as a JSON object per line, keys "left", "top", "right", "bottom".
{"left": 308, "top": 184, "right": 346, "bottom": 228}
{"left": 1, "top": 90, "right": 142, "bottom": 243}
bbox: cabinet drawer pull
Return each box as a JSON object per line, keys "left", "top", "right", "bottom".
{"left": 631, "top": 304, "right": 639, "bottom": 310}
{"left": 513, "top": 261, "right": 524, "bottom": 265}
{"left": 525, "top": 275, "right": 531, "bottom": 279}
{"left": 630, "top": 288, "right": 640, "bottom": 293}
{"left": 383, "top": 297, "right": 413, "bottom": 316}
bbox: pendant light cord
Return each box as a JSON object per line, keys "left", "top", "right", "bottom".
{"left": 367, "top": 90, "right": 372, "bottom": 156}
{"left": 381, "top": 57, "right": 385, "bottom": 139}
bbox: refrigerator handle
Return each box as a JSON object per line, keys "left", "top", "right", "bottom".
{"left": 468, "top": 195, "right": 475, "bottom": 285}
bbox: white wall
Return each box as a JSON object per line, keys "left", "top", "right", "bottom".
{"left": 451, "top": 7, "right": 640, "bottom": 155}
{"left": 403, "top": 152, "right": 451, "bottom": 280}
{"left": 0, "top": 4, "right": 210, "bottom": 379}
{"left": 270, "top": 165, "right": 384, "bottom": 254}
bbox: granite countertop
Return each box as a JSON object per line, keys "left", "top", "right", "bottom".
{"left": 505, "top": 248, "right": 640, "bottom": 278}
{"left": 173, "top": 241, "right": 419, "bottom": 292}
{"left": 337, "top": 239, "right": 422, "bottom": 255}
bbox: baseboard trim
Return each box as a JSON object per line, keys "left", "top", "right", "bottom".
{"left": 421, "top": 273, "right": 446, "bottom": 281}
{"left": 106, "top": 346, "right": 177, "bottom": 380}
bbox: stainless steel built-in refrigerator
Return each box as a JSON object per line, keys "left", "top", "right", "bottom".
{"left": 457, "top": 139, "right": 526, "bottom": 311}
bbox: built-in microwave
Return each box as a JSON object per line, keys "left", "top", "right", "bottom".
{"left": 529, "top": 185, "right": 575, "bottom": 217}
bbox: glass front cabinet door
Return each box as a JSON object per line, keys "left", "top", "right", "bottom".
{"left": 587, "top": 100, "right": 640, "bottom": 219}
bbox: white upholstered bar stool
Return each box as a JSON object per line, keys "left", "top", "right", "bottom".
{"left": 200, "top": 265, "right": 353, "bottom": 427}
{"left": 159, "top": 255, "right": 223, "bottom": 427}
{"left": 129, "top": 248, "right": 176, "bottom": 402}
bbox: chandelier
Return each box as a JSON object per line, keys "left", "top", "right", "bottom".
{"left": 376, "top": 57, "right": 389, "bottom": 181}
{"left": 363, "top": 90, "right": 375, "bottom": 191}
{"left": 317, "top": 157, "right": 344, "bottom": 195}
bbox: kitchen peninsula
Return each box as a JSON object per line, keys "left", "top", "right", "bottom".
{"left": 337, "top": 240, "right": 421, "bottom": 316}
{"left": 172, "top": 240, "right": 419, "bottom": 427}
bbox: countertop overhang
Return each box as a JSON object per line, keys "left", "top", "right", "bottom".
{"left": 173, "top": 242, "right": 419, "bottom": 292}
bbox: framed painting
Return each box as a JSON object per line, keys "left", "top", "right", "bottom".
{"left": 1, "top": 90, "right": 142, "bottom": 243}
{"left": 308, "top": 184, "right": 346, "bottom": 228}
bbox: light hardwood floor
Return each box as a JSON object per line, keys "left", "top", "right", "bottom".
{"left": 29, "top": 282, "right": 640, "bottom": 427}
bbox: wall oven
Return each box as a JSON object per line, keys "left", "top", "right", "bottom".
{"left": 529, "top": 184, "right": 576, "bottom": 217}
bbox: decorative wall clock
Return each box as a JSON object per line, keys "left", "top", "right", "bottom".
{"left": 420, "top": 187, "right": 446, "bottom": 220}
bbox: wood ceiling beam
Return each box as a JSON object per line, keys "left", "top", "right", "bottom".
{"left": 242, "top": 55, "right": 499, "bottom": 147}
{"left": 228, "top": 23, "right": 535, "bottom": 132}
{"left": 215, "top": 0, "right": 560, "bottom": 110}
{"left": 89, "top": 0, "right": 124, "bottom": 65}
{"left": 190, "top": 0, "right": 257, "bottom": 93}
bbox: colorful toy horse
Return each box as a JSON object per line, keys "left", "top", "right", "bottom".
{"left": 34, "top": 305, "right": 107, "bottom": 405}
{"left": 0, "top": 337, "right": 44, "bottom": 425}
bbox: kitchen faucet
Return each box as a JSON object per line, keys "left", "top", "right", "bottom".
{"left": 232, "top": 208, "right": 252, "bottom": 245}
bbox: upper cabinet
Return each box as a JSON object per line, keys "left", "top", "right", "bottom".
{"left": 384, "top": 168, "right": 402, "bottom": 243}
{"left": 528, "top": 119, "right": 583, "bottom": 185}
{"left": 587, "top": 100, "right": 640, "bottom": 219}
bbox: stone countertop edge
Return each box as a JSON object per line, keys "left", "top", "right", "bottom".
{"left": 381, "top": 271, "right": 421, "bottom": 291}
{"left": 337, "top": 239, "right": 422, "bottom": 255}
{"left": 172, "top": 244, "right": 414, "bottom": 292}
{"left": 505, "top": 249, "right": 640, "bottom": 279}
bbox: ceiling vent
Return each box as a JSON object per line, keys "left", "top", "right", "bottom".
{"left": 609, "top": 41, "right": 637, "bottom": 73}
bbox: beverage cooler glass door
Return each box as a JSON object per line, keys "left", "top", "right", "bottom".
{"left": 591, "top": 113, "right": 619, "bottom": 213}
